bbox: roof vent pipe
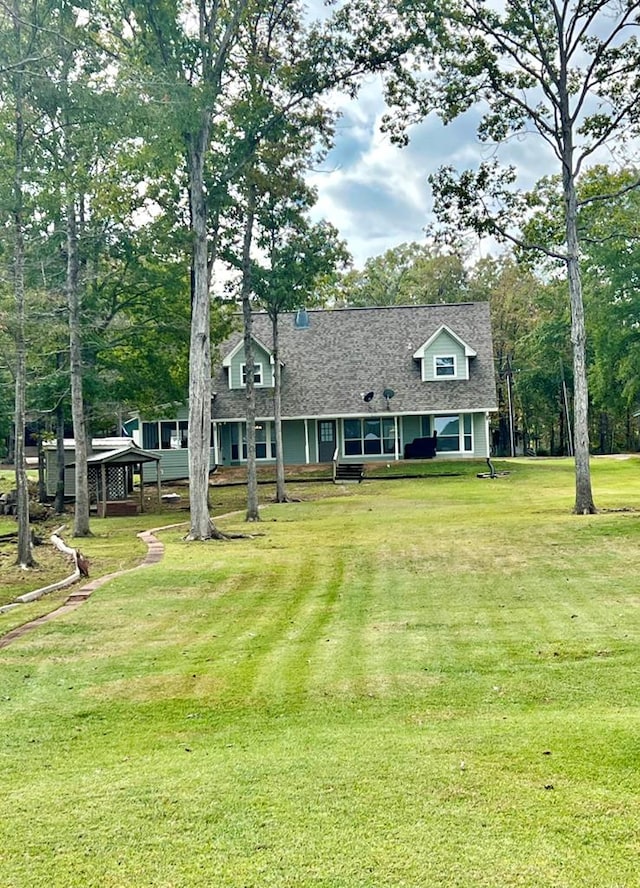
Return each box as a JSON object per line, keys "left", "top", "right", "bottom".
{"left": 294, "top": 308, "right": 310, "bottom": 329}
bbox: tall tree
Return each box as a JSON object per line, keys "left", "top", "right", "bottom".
{"left": 0, "top": 0, "right": 48, "bottom": 566}
{"left": 221, "top": 0, "right": 339, "bottom": 519}
{"left": 389, "top": 0, "right": 640, "bottom": 513}
{"left": 524, "top": 165, "right": 640, "bottom": 452}
{"left": 119, "top": 0, "right": 409, "bottom": 538}
{"left": 116, "top": 0, "right": 251, "bottom": 539}
{"left": 255, "top": 203, "right": 349, "bottom": 502}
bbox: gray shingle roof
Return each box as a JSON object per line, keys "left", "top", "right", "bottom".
{"left": 212, "top": 303, "right": 497, "bottom": 420}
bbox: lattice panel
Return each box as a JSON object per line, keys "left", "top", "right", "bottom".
{"left": 88, "top": 467, "right": 99, "bottom": 503}
{"left": 107, "top": 466, "right": 127, "bottom": 500}
{"left": 90, "top": 465, "right": 129, "bottom": 502}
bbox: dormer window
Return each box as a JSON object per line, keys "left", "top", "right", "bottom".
{"left": 241, "top": 362, "right": 263, "bottom": 386}
{"left": 435, "top": 356, "right": 456, "bottom": 377}
{"left": 414, "top": 324, "right": 476, "bottom": 382}
{"left": 222, "top": 335, "right": 275, "bottom": 389}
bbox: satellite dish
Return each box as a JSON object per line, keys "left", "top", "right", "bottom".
{"left": 363, "top": 391, "right": 374, "bottom": 403}
{"left": 383, "top": 388, "right": 395, "bottom": 400}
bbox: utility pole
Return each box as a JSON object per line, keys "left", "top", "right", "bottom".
{"left": 505, "top": 355, "right": 516, "bottom": 457}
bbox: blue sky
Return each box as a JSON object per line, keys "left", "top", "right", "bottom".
{"left": 307, "top": 75, "right": 558, "bottom": 269}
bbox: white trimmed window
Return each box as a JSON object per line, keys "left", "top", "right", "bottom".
{"left": 435, "top": 355, "right": 456, "bottom": 377}
{"left": 434, "top": 414, "right": 473, "bottom": 452}
{"left": 241, "top": 362, "right": 263, "bottom": 386}
{"left": 343, "top": 417, "right": 396, "bottom": 457}
{"left": 230, "top": 422, "right": 275, "bottom": 461}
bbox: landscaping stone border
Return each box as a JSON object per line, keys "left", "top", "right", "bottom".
{"left": 0, "top": 523, "right": 186, "bottom": 650}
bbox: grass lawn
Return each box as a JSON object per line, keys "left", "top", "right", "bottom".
{"left": 2, "top": 457, "right": 640, "bottom": 887}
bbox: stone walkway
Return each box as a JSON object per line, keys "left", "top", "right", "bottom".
{"left": 0, "top": 526, "right": 176, "bottom": 650}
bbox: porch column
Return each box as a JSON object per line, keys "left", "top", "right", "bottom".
{"left": 394, "top": 416, "right": 400, "bottom": 461}
{"left": 138, "top": 462, "right": 145, "bottom": 512}
{"left": 212, "top": 421, "right": 220, "bottom": 466}
{"left": 100, "top": 463, "right": 107, "bottom": 518}
{"left": 304, "top": 419, "right": 310, "bottom": 464}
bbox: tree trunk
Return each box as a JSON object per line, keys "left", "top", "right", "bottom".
{"left": 37, "top": 439, "right": 46, "bottom": 502}
{"left": 67, "top": 189, "right": 91, "bottom": 536}
{"left": 272, "top": 312, "right": 287, "bottom": 502}
{"left": 12, "top": 1, "right": 34, "bottom": 568}
{"left": 54, "top": 397, "right": 66, "bottom": 513}
{"left": 185, "top": 124, "right": 218, "bottom": 540}
{"left": 13, "top": 217, "right": 33, "bottom": 568}
{"left": 242, "top": 181, "right": 260, "bottom": 522}
{"left": 564, "top": 174, "right": 596, "bottom": 513}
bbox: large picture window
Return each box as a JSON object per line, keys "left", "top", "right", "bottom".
{"left": 343, "top": 417, "right": 396, "bottom": 457}
{"left": 434, "top": 414, "right": 473, "bottom": 452}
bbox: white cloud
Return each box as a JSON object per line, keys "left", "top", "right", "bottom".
{"left": 308, "top": 77, "right": 560, "bottom": 268}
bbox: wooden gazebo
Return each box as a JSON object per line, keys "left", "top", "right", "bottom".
{"left": 85, "top": 445, "right": 162, "bottom": 517}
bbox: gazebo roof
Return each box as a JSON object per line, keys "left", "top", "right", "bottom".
{"left": 71, "top": 445, "right": 161, "bottom": 468}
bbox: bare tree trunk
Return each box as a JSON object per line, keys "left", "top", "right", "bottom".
{"left": 564, "top": 176, "right": 595, "bottom": 513}
{"left": 67, "top": 188, "right": 91, "bottom": 536}
{"left": 242, "top": 181, "right": 260, "bottom": 522}
{"left": 12, "top": 0, "right": 34, "bottom": 568}
{"left": 37, "top": 438, "right": 46, "bottom": 502}
{"left": 54, "top": 397, "right": 66, "bottom": 513}
{"left": 185, "top": 126, "right": 217, "bottom": 540}
{"left": 14, "top": 207, "right": 33, "bottom": 568}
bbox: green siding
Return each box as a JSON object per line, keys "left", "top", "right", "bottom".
{"left": 282, "top": 420, "right": 307, "bottom": 464}
{"left": 141, "top": 449, "right": 216, "bottom": 483}
{"left": 423, "top": 330, "right": 467, "bottom": 381}
{"left": 219, "top": 424, "right": 234, "bottom": 466}
{"left": 473, "top": 412, "right": 489, "bottom": 457}
{"left": 45, "top": 447, "right": 76, "bottom": 497}
{"left": 229, "top": 342, "right": 274, "bottom": 389}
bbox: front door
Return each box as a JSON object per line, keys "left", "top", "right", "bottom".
{"left": 317, "top": 420, "right": 337, "bottom": 462}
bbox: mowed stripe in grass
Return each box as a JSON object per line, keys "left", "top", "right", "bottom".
{"left": 2, "top": 459, "right": 640, "bottom": 886}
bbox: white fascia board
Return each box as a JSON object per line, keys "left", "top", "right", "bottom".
{"left": 216, "top": 406, "right": 498, "bottom": 423}
{"left": 222, "top": 335, "right": 274, "bottom": 367}
{"left": 413, "top": 324, "right": 477, "bottom": 358}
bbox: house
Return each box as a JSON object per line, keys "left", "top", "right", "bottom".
{"left": 129, "top": 303, "right": 497, "bottom": 478}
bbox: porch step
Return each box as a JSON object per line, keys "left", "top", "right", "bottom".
{"left": 334, "top": 463, "right": 364, "bottom": 483}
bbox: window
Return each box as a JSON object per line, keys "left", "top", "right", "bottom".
{"left": 142, "top": 420, "right": 188, "bottom": 450}
{"left": 142, "top": 422, "right": 159, "bottom": 449}
{"left": 434, "top": 414, "right": 473, "bottom": 452}
{"left": 319, "top": 422, "right": 334, "bottom": 443}
{"left": 231, "top": 422, "right": 276, "bottom": 460}
{"left": 463, "top": 414, "right": 472, "bottom": 451}
{"left": 343, "top": 417, "right": 395, "bottom": 457}
{"left": 435, "top": 355, "right": 456, "bottom": 377}
{"left": 160, "top": 421, "right": 176, "bottom": 450}
{"left": 241, "top": 362, "right": 263, "bottom": 386}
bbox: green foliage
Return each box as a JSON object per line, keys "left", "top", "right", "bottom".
{"left": 324, "top": 242, "right": 470, "bottom": 307}
{"left": 523, "top": 166, "right": 640, "bottom": 451}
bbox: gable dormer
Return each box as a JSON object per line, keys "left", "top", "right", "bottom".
{"left": 413, "top": 324, "right": 477, "bottom": 382}
{"left": 222, "top": 336, "right": 275, "bottom": 389}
